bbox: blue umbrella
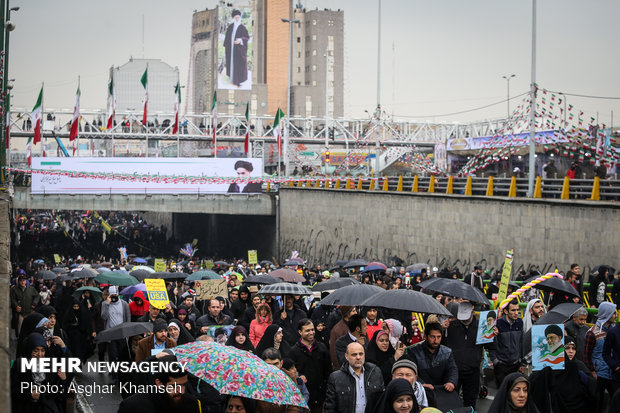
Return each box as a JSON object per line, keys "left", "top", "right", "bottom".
{"left": 361, "top": 264, "right": 388, "bottom": 273}
{"left": 120, "top": 283, "right": 147, "bottom": 297}
{"left": 134, "top": 258, "right": 147, "bottom": 264}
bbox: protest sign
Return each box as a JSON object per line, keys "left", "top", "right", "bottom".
{"left": 532, "top": 324, "right": 565, "bottom": 371}
{"left": 195, "top": 279, "right": 228, "bottom": 301}
{"left": 476, "top": 310, "right": 497, "bottom": 344}
{"left": 154, "top": 259, "right": 166, "bottom": 272}
{"left": 144, "top": 278, "right": 170, "bottom": 309}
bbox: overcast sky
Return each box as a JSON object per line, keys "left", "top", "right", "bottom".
{"left": 9, "top": 0, "right": 620, "bottom": 125}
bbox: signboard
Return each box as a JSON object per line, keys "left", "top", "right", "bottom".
{"left": 144, "top": 278, "right": 170, "bottom": 309}
{"left": 447, "top": 130, "right": 568, "bottom": 151}
{"left": 195, "top": 279, "right": 228, "bottom": 301}
{"left": 248, "top": 250, "right": 257, "bottom": 265}
{"left": 53, "top": 254, "right": 61, "bottom": 264}
{"left": 31, "top": 157, "right": 263, "bottom": 194}
{"left": 476, "top": 310, "right": 497, "bottom": 344}
{"left": 154, "top": 259, "right": 166, "bottom": 273}
{"left": 218, "top": 6, "right": 253, "bottom": 90}
{"left": 497, "top": 249, "right": 514, "bottom": 305}
{"left": 532, "top": 324, "right": 565, "bottom": 371}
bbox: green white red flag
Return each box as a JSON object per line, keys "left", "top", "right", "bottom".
{"left": 106, "top": 76, "right": 116, "bottom": 130}
{"left": 69, "top": 84, "right": 81, "bottom": 156}
{"left": 211, "top": 90, "right": 217, "bottom": 149}
{"left": 172, "top": 82, "right": 181, "bottom": 134}
{"left": 273, "top": 107, "right": 285, "bottom": 158}
{"left": 31, "top": 87, "right": 43, "bottom": 145}
{"left": 141, "top": 67, "right": 148, "bottom": 125}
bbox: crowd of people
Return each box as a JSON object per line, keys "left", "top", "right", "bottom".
{"left": 8, "top": 253, "right": 620, "bottom": 413}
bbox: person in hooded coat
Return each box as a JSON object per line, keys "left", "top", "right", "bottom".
{"left": 128, "top": 290, "right": 150, "bottom": 321}
{"left": 11, "top": 332, "right": 68, "bottom": 413}
{"left": 39, "top": 305, "right": 69, "bottom": 345}
{"left": 167, "top": 318, "right": 194, "bottom": 345}
{"left": 226, "top": 325, "right": 255, "bottom": 352}
{"left": 231, "top": 285, "right": 252, "bottom": 321}
{"left": 17, "top": 312, "right": 46, "bottom": 356}
{"left": 62, "top": 298, "right": 93, "bottom": 362}
{"left": 372, "top": 378, "right": 419, "bottom": 413}
{"left": 487, "top": 373, "right": 540, "bottom": 413}
{"left": 366, "top": 329, "right": 402, "bottom": 385}
{"left": 254, "top": 324, "right": 291, "bottom": 359}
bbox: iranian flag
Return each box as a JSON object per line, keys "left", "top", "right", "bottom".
{"left": 211, "top": 90, "right": 217, "bottom": 148}
{"left": 539, "top": 346, "right": 565, "bottom": 365}
{"left": 106, "top": 76, "right": 116, "bottom": 130}
{"left": 26, "top": 137, "right": 32, "bottom": 166}
{"left": 244, "top": 102, "right": 250, "bottom": 154}
{"left": 31, "top": 87, "right": 43, "bottom": 145}
{"left": 172, "top": 82, "right": 181, "bottom": 134}
{"left": 69, "top": 84, "right": 81, "bottom": 156}
{"left": 141, "top": 67, "right": 148, "bottom": 125}
{"left": 273, "top": 107, "right": 285, "bottom": 158}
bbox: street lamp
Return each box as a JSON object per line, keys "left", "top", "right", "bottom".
{"left": 502, "top": 74, "right": 515, "bottom": 119}
{"left": 1, "top": 1, "right": 18, "bottom": 181}
{"left": 281, "top": 17, "right": 299, "bottom": 177}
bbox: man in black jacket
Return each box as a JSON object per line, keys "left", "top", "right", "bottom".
{"left": 335, "top": 313, "right": 367, "bottom": 367}
{"left": 324, "top": 342, "right": 384, "bottom": 413}
{"left": 288, "top": 319, "right": 332, "bottom": 413}
{"left": 196, "top": 299, "right": 233, "bottom": 334}
{"left": 277, "top": 295, "right": 307, "bottom": 346}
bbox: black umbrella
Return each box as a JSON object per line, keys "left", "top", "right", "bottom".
{"left": 343, "top": 259, "right": 368, "bottom": 269}
{"left": 406, "top": 263, "right": 428, "bottom": 273}
{"left": 152, "top": 271, "right": 188, "bottom": 280}
{"left": 243, "top": 275, "right": 280, "bottom": 285}
{"left": 525, "top": 275, "right": 580, "bottom": 297}
{"left": 130, "top": 269, "right": 153, "bottom": 281}
{"left": 95, "top": 322, "right": 153, "bottom": 343}
{"left": 332, "top": 259, "right": 348, "bottom": 267}
{"left": 51, "top": 267, "right": 67, "bottom": 275}
{"left": 312, "top": 277, "right": 361, "bottom": 292}
{"left": 417, "top": 278, "right": 490, "bottom": 306}
{"left": 523, "top": 303, "right": 584, "bottom": 353}
{"left": 70, "top": 267, "right": 98, "bottom": 279}
{"left": 258, "top": 282, "right": 313, "bottom": 296}
{"left": 35, "top": 270, "right": 58, "bottom": 281}
{"left": 58, "top": 274, "right": 73, "bottom": 282}
{"left": 361, "top": 289, "right": 452, "bottom": 316}
{"left": 319, "top": 284, "right": 384, "bottom": 306}
{"left": 592, "top": 265, "right": 616, "bottom": 275}
{"left": 260, "top": 260, "right": 273, "bottom": 266}
{"left": 214, "top": 261, "right": 230, "bottom": 267}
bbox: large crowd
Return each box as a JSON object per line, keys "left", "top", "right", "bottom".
{"left": 8, "top": 250, "right": 620, "bottom": 413}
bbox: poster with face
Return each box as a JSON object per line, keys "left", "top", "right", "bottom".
{"left": 206, "top": 325, "right": 235, "bottom": 344}
{"left": 532, "top": 324, "right": 565, "bottom": 371}
{"left": 476, "top": 310, "right": 497, "bottom": 344}
{"left": 218, "top": 6, "right": 252, "bottom": 90}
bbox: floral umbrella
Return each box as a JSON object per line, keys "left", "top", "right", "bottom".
{"left": 174, "top": 341, "right": 307, "bottom": 408}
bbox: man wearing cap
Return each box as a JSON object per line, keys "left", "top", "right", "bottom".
{"left": 227, "top": 161, "right": 262, "bottom": 193}
{"left": 444, "top": 301, "right": 493, "bottom": 410}
{"left": 101, "top": 286, "right": 131, "bottom": 364}
{"left": 135, "top": 319, "right": 176, "bottom": 362}
{"left": 390, "top": 359, "right": 428, "bottom": 409}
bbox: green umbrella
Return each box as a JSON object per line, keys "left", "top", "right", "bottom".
{"left": 94, "top": 270, "right": 139, "bottom": 286}
{"left": 73, "top": 286, "right": 103, "bottom": 303}
{"left": 186, "top": 270, "right": 221, "bottom": 281}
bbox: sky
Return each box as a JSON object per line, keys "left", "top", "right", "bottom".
{"left": 9, "top": 0, "right": 620, "bottom": 125}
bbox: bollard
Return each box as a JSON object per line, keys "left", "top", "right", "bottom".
{"left": 533, "top": 176, "right": 542, "bottom": 198}
{"left": 508, "top": 176, "right": 517, "bottom": 197}
{"left": 326, "top": 179, "right": 331, "bottom": 189}
{"left": 306, "top": 180, "right": 312, "bottom": 188}
{"left": 289, "top": 181, "right": 295, "bottom": 188}
{"left": 486, "top": 176, "right": 494, "bottom": 196}
{"left": 396, "top": 175, "right": 403, "bottom": 192}
{"left": 315, "top": 179, "right": 320, "bottom": 189}
{"left": 369, "top": 178, "right": 376, "bottom": 191}
{"left": 464, "top": 176, "right": 472, "bottom": 196}
{"left": 266, "top": 182, "right": 271, "bottom": 192}
{"left": 411, "top": 175, "right": 419, "bottom": 192}
{"left": 561, "top": 176, "right": 570, "bottom": 200}
{"left": 346, "top": 178, "right": 352, "bottom": 189}
{"left": 335, "top": 179, "right": 341, "bottom": 189}
{"left": 590, "top": 176, "right": 600, "bottom": 200}
{"left": 428, "top": 176, "right": 435, "bottom": 193}
{"left": 382, "top": 177, "right": 389, "bottom": 191}
{"left": 446, "top": 175, "right": 453, "bottom": 194}
{"left": 297, "top": 180, "right": 304, "bottom": 188}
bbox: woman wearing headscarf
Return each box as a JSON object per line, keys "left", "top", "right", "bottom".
{"left": 254, "top": 324, "right": 291, "bottom": 359}
{"left": 62, "top": 298, "right": 93, "bottom": 362}
{"left": 487, "top": 373, "right": 540, "bottom": 413}
{"left": 373, "top": 378, "right": 419, "bottom": 413}
{"left": 529, "top": 336, "right": 595, "bottom": 413}
{"left": 225, "top": 395, "right": 256, "bottom": 413}
{"left": 167, "top": 318, "right": 194, "bottom": 345}
{"left": 10, "top": 332, "right": 68, "bottom": 413}
{"left": 38, "top": 305, "right": 69, "bottom": 345}
{"left": 176, "top": 306, "right": 196, "bottom": 337}
{"left": 249, "top": 303, "right": 272, "bottom": 347}
{"left": 383, "top": 318, "right": 404, "bottom": 349}
{"left": 366, "top": 329, "right": 405, "bottom": 385}
{"left": 226, "top": 325, "right": 255, "bottom": 352}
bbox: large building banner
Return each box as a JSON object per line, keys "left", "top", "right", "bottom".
{"left": 31, "top": 158, "right": 263, "bottom": 194}
{"left": 217, "top": 6, "right": 252, "bottom": 90}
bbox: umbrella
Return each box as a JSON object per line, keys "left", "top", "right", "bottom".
{"left": 35, "top": 270, "right": 57, "bottom": 281}
{"left": 270, "top": 268, "right": 305, "bottom": 283}
{"left": 283, "top": 258, "right": 305, "bottom": 266}
{"left": 69, "top": 264, "right": 80, "bottom": 269}
{"left": 319, "top": 284, "right": 384, "bottom": 306}
{"left": 174, "top": 341, "right": 307, "bottom": 408}
{"left": 133, "top": 258, "right": 147, "bottom": 264}
{"left": 213, "top": 260, "right": 230, "bottom": 267}
{"left": 132, "top": 265, "right": 155, "bottom": 273}
{"left": 96, "top": 267, "right": 111, "bottom": 273}
{"left": 94, "top": 322, "right": 153, "bottom": 343}
{"left": 34, "top": 259, "right": 45, "bottom": 265}
{"left": 94, "top": 271, "right": 139, "bottom": 287}
{"left": 361, "top": 264, "right": 388, "bottom": 274}
{"left": 258, "top": 282, "right": 313, "bottom": 296}
{"left": 58, "top": 274, "right": 73, "bottom": 282}
{"left": 417, "top": 278, "right": 491, "bottom": 306}
{"left": 186, "top": 270, "right": 221, "bottom": 281}
{"left": 151, "top": 272, "right": 188, "bottom": 280}
{"left": 71, "top": 267, "right": 98, "bottom": 279}
{"left": 100, "top": 262, "right": 114, "bottom": 268}
{"left": 367, "top": 261, "right": 388, "bottom": 269}
{"left": 259, "top": 260, "right": 273, "bottom": 266}
{"left": 525, "top": 275, "right": 580, "bottom": 297}
{"left": 312, "top": 277, "right": 361, "bottom": 292}
{"left": 361, "top": 289, "right": 453, "bottom": 316}
{"left": 51, "top": 267, "right": 67, "bottom": 274}
{"left": 120, "top": 283, "right": 147, "bottom": 297}
{"left": 130, "top": 269, "right": 153, "bottom": 281}
{"left": 523, "top": 303, "right": 584, "bottom": 353}
{"left": 592, "top": 265, "right": 616, "bottom": 275}
{"left": 343, "top": 259, "right": 368, "bottom": 269}
{"left": 243, "top": 275, "right": 281, "bottom": 285}
{"left": 73, "top": 286, "right": 103, "bottom": 302}
{"left": 332, "top": 259, "right": 348, "bottom": 267}
{"left": 406, "top": 263, "right": 429, "bottom": 273}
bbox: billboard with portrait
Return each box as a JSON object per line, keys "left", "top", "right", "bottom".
{"left": 217, "top": 6, "right": 252, "bottom": 90}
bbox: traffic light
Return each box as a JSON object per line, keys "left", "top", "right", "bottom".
{"left": 325, "top": 150, "right": 330, "bottom": 163}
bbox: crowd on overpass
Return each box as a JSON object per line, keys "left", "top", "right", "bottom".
{"left": 8, "top": 239, "right": 620, "bottom": 413}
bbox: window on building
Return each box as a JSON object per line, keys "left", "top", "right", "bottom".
{"left": 297, "top": 51, "right": 301, "bottom": 58}
{"left": 312, "top": 19, "right": 317, "bottom": 25}
{"left": 312, "top": 64, "right": 317, "bottom": 71}
{"left": 297, "top": 37, "right": 301, "bottom": 43}
{"left": 312, "top": 34, "right": 317, "bottom": 41}
{"left": 312, "top": 49, "right": 317, "bottom": 56}
{"left": 297, "top": 67, "right": 301, "bottom": 73}
{"left": 312, "top": 80, "right": 317, "bottom": 86}
{"left": 305, "top": 96, "right": 312, "bottom": 117}
{"left": 305, "top": 66, "right": 309, "bottom": 73}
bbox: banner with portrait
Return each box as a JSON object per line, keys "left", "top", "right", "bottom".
{"left": 532, "top": 324, "right": 565, "bottom": 371}
{"left": 218, "top": 6, "right": 252, "bottom": 90}
{"left": 476, "top": 310, "right": 497, "bottom": 344}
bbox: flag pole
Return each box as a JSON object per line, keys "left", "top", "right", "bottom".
{"left": 277, "top": 100, "right": 281, "bottom": 177}
{"left": 41, "top": 82, "right": 44, "bottom": 158}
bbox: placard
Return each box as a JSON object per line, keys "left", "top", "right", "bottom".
{"left": 144, "top": 278, "right": 170, "bottom": 309}
{"left": 248, "top": 250, "right": 258, "bottom": 265}
{"left": 497, "top": 249, "right": 513, "bottom": 304}
{"left": 154, "top": 259, "right": 166, "bottom": 273}
{"left": 53, "top": 254, "right": 61, "bottom": 264}
{"left": 195, "top": 279, "right": 228, "bottom": 301}
{"left": 476, "top": 310, "right": 497, "bottom": 344}
{"left": 532, "top": 324, "right": 565, "bottom": 371}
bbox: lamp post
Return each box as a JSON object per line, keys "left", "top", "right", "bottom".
{"left": 502, "top": 74, "right": 515, "bottom": 119}
{"left": 1, "top": 1, "right": 17, "bottom": 183}
{"left": 281, "top": 17, "right": 299, "bottom": 177}
{"left": 528, "top": 0, "right": 537, "bottom": 197}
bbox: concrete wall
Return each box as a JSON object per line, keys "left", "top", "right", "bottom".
{"left": 279, "top": 188, "right": 620, "bottom": 276}
{"left": 0, "top": 192, "right": 12, "bottom": 411}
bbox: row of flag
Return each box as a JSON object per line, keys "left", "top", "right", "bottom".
{"left": 19, "top": 66, "right": 288, "bottom": 166}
